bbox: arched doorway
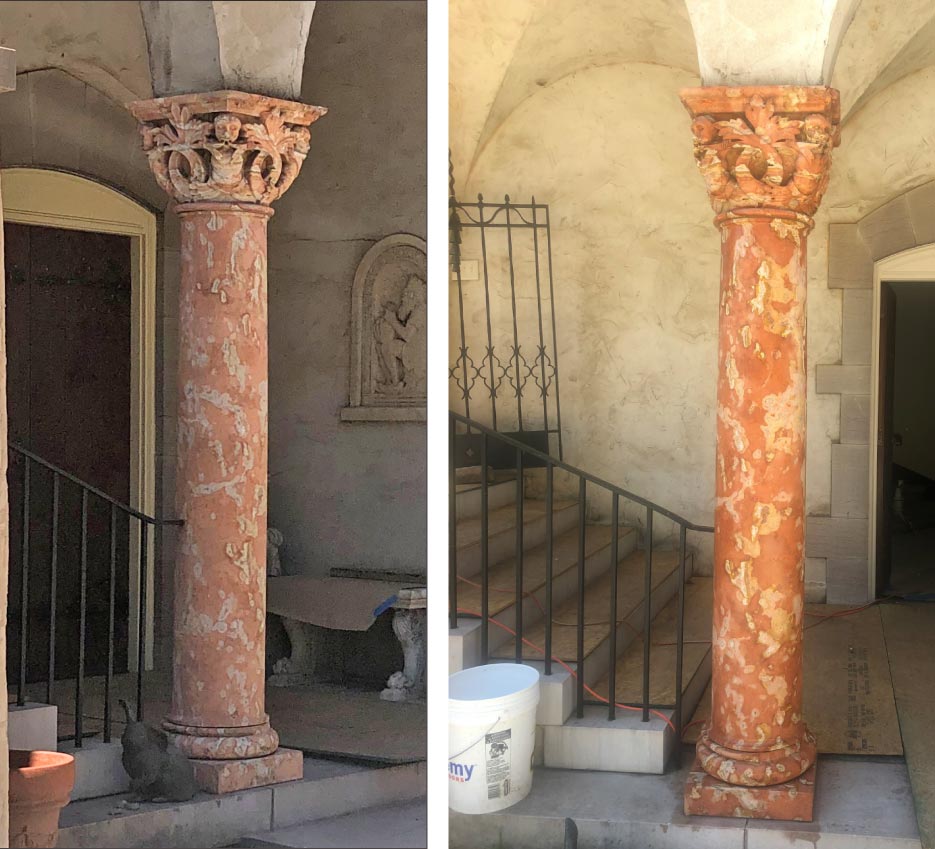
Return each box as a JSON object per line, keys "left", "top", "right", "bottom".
{"left": 1, "top": 167, "right": 157, "bottom": 675}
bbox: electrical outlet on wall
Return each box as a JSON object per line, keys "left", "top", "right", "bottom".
{"left": 451, "top": 259, "right": 478, "bottom": 281}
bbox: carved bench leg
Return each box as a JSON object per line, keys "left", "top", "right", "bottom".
{"left": 380, "top": 607, "right": 426, "bottom": 702}
{"left": 268, "top": 617, "right": 319, "bottom": 688}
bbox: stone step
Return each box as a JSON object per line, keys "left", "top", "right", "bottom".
{"left": 57, "top": 757, "right": 426, "bottom": 848}
{"left": 541, "top": 578, "right": 713, "bottom": 773}
{"left": 449, "top": 756, "right": 922, "bottom": 849}
{"left": 493, "top": 548, "right": 684, "bottom": 672}
{"left": 490, "top": 548, "right": 689, "bottom": 728}
{"left": 455, "top": 499, "right": 579, "bottom": 578}
{"left": 459, "top": 524, "right": 638, "bottom": 646}
{"left": 450, "top": 524, "right": 637, "bottom": 672}
{"left": 230, "top": 798, "right": 426, "bottom": 847}
{"left": 455, "top": 479, "right": 517, "bottom": 521}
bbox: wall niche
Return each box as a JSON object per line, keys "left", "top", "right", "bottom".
{"left": 341, "top": 233, "right": 427, "bottom": 422}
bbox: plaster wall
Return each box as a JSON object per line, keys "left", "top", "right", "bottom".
{"left": 451, "top": 23, "right": 935, "bottom": 585}
{"left": 266, "top": 0, "right": 427, "bottom": 579}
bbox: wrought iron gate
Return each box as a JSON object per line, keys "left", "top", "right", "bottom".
{"left": 449, "top": 172, "right": 564, "bottom": 467}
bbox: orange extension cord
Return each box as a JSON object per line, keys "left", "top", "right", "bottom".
{"left": 456, "top": 575, "right": 889, "bottom": 739}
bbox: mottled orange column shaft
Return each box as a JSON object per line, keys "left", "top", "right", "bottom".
{"left": 680, "top": 86, "right": 840, "bottom": 820}
{"left": 128, "top": 92, "right": 325, "bottom": 785}
{"left": 163, "top": 202, "right": 276, "bottom": 758}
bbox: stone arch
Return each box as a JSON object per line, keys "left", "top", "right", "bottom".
{"left": 813, "top": 181, "right": 935, "bottom": 602}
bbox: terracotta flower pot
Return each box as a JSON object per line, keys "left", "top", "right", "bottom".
{"left": 9, "top": 750, "right": 76, "bottom": 849}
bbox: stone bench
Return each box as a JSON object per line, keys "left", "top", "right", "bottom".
{"left": 265, "top": 575, "right": 426, "bottom": 702}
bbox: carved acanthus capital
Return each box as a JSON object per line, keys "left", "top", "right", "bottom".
{"left": 128, "top": 90, "right": 327, "bottom": 205}
{"left": 680, "top": 86, "right": 840, "bottom": 218}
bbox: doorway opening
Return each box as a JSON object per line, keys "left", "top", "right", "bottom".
{"left": 876, "top": 280, "right": 935, "bottom": 596}
{"left": 1, "top": 168, "right": 157, "bottom": 678}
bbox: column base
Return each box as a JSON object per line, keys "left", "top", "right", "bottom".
{"left": 684, "top": 757, "right": 816, "bottom": 821}
{"left": 190, "top": 747, "right": 304, "bottom": 794}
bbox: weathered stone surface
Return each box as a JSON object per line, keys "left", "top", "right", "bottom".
{"left": 681, "top": 86, "right": 839, "bottom": 216}
{"left": 839, "top": 395, "right": 870, "bottom": 444}
{"left": 828, "top": 223, "right": 873, "bottom": 289}
{"left": 905, "top": 181, "right": 935, "bottom": 245}
{"left": 680, "top": 84, "right": 839, "bottom": 817}
{"left": 816, "top": 364, "right": 871, "bottom": 395}
{"left": 140, "top": 2, "right": 316, "bottom": 100}
{"left": 825, "top": 557, "right": 870, "bottom": 604}
{"left": 841, "top": 290, "right": 873, "bottom": 365}
{"left": 857, "top": 195, "right": 916, "bottom": 261}
{"left": 190, "top": 748, "right": 303, "bottom": 794}
{"left": 805, "top": 516, "right": 868, "bottom": 560}
{"left": 685, "top": 759, "right": 816, "bottom": 821}
{"left": 830, "top": 443, "right": 870, "bottom": 517}
{"left": 128, "top": 91, "right": 326, "bottom": 205}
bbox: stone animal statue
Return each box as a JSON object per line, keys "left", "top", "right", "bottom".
{"left": 119, "top": 700, "right": 198, "bottom": 802}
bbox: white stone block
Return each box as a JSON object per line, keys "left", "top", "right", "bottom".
{"left": 8, "top": 703, "right": 57, "bottom": 753}
{"left": 449, "top": 618, "right": 482, "bottom": 673}
{"left": 60, "top": 739, "right": 130, "bottom": 801}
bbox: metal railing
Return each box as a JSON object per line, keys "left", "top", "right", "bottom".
{"left": 8, "top": 442, "right": 182, "bottom": 746}
{"left": 449, "top": 412, "right": 714, "bottom": 736}
{"left": 449, "top": 156, "right": 564, "bottom": 462}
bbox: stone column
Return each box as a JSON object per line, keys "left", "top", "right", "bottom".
{"left": 128, "top": 91, "right": 326, "bottom": 793}
{"left": 679, "top": 87, "right": 840, "bottom": 821}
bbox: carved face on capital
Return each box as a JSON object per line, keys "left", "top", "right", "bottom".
{"left": 214, "top": 113, "right": 242, "bottom": 143}
{"left": 801, "top": 114, "right": 833, "bottom": 150}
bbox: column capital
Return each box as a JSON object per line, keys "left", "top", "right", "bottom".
{"left": 680, "top": 85, "right": 840, "bottom": 218}
{"left": 127, "top": 90, "right": 327, "bottom": 205}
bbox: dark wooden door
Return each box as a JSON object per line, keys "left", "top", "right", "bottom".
{"left": 876, "top": 282, "right": 897, "bottom": 596}
{"left": 5, "top": 222, "right": 132, "bottom": 685}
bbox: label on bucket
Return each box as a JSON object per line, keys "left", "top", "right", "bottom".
{"left": 485, "top": 729, "right": 511, "bottom": 800}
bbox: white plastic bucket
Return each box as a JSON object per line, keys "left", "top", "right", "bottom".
{"left": 448, "top": 663, "right": 540, "bottom": 814}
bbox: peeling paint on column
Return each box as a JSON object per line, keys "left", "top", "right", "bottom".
{"left": 680, "top": 85, "right": 839, "bottom": 820}
{"left": 163, "top": 201, "right": 278, "bottom": 760}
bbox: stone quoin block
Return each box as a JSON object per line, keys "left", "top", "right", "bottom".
{"left": 905, "top": 181, "right": 935, "bottom": 245}
{"left": 840, "top": 395, "right": 871, "bottom": 444}
{"left": 831, "top": 443, "right": 870, "bottom": 518}
{"left": 828, "top": 223, "right": 873, "bottom": 289}
{"left": 816, "top": 364, "right": 871, "bottom": 396}
{"left": 857, "top": 195, "right": 916, "bottom": 261}
{"left": 825, "top": 557, "right": 870, "bottom": 605}
{"left": 841, "top": 290, "right": 873, "bottom": 365}
{"left": 805, "top": 516, "right": 868, "bottom": 561}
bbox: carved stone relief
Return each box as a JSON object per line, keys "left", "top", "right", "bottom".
{"left": 342, "top": 234, "right": 427, "bottom": 422}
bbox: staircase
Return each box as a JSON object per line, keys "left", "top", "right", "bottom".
{"left": 450, "top": 459, "right": 713, "bottom": 775}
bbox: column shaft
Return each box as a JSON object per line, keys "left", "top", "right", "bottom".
{"left": 164, "top": 203, "right": 277, "bottom": 760}
{"left": 699, "top": 210, "right": 814, "bottom": 784}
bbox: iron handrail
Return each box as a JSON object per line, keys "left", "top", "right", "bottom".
{"left": 450, "top": 413, "right": 714, "bottom": 533}
{"left": 450, "top": 410, "right": 713, "bottom": 741}
{"left": 8, "top": 441, "right": 182, "bottom": 747}
{"left": 10, "top": 442, "right": 183, "bottom": 526}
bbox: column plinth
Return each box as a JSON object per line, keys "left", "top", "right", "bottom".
{"left": 680, "top": 86, "right": 840, "bottom": 821}
{"left": 128, "top": 91, "right": 326, "bottom": 792}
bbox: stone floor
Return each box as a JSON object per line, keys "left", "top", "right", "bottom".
{"left": 449, "top": 751, "right": 922, "bottom": 848}
{"left": 230, "top": 799, "right": 427, "bottom": 848}
{"left": 12, "top": 671, "right": 425, "bottom": 763}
